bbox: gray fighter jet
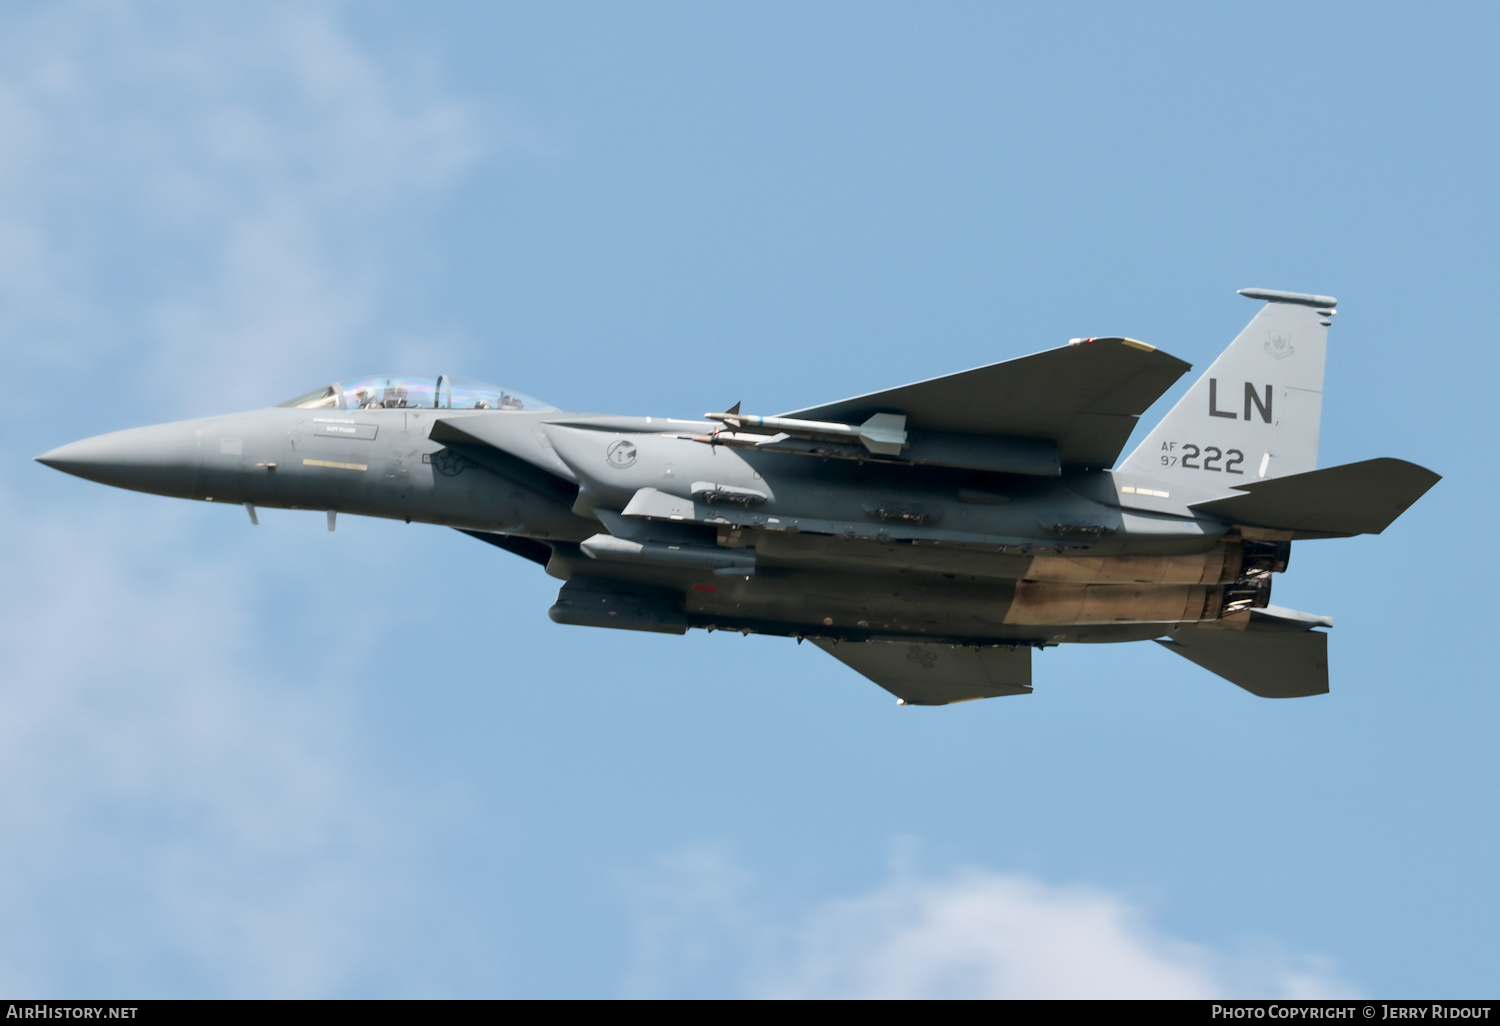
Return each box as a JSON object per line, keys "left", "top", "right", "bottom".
{"left": 37, "top": 289, "right": 1438, "bottom": 705}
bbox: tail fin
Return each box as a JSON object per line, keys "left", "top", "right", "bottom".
{"left": 1118, "top": 289, "right": 1336, "bottom": 485}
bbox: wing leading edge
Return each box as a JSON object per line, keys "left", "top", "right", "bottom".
{"left": 781, "top": 338, "right": 1191, "bottom": 469}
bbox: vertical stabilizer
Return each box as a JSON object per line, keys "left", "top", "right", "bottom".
{"left": 1118, "top": 289, "right": 1335, "bottom": 486}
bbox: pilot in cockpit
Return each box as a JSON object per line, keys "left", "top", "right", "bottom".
{"left": 280, "top": 376, "right": 554, "bottom": 413}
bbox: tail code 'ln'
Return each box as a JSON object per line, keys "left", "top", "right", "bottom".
{"left": 1118, "top": 288, "right": 1336, "bottom": 486}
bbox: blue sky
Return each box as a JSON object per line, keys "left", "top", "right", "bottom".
{"left": 1, "top": 0, "right": 1495, "bottom": 998}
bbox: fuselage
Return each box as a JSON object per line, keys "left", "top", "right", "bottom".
{"left": 39, "top": 293, "right": 1426, "bottom": 705}
{"left": 37, "top": 399, "right": 1280, "bottom": 649}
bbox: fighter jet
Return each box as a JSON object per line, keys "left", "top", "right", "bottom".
{"left": 36, "top": 288, "right": 1439, "bottom": 705}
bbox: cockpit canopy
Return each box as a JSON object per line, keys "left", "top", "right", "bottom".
{"left": 279, "top": 375, "right": 554, "bottom": 413}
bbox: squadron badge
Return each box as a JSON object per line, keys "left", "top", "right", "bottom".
{"left": 606, "top": 439, "right": 638, "bottom": 469}
{"left": 906, "top": 645, "right": 938, "bottom": 669}
{"left": 1265, "top": 330, "right": 1295, "bottom": 359}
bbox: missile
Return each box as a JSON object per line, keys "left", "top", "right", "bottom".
{"left": 702, "top": 411, "right": 907, "bottom": 456}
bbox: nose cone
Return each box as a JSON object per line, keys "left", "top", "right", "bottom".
{"left": 36, "top": 420, "right": 203, "bottom": 498}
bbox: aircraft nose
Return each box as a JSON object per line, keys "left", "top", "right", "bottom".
{"left": 36, "top": 420, "right": 204, "bottom": 498}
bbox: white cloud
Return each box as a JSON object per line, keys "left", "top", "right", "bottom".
{"left": 0, "top": 494, "right": 407, "bottom": 995}
{"left": 0, "top": 0, "right": 488, "bottom": 995}
{"left": 0, "top": 0, "right": 482, "bottom": 413}
{"left": 622, "top": 845, "right": 771, "bottom": 999}
{"left": 770, "top": 867, "right": 1355, "bottom": 999}
{"left": 625, "top": 846, "right": 1358, "bottom": 999}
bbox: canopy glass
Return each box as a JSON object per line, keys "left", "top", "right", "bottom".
{"left": 279, "top": 375, "right": 554, "bottom": 412}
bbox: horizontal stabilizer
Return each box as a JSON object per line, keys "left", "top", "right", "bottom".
{"left": 1241, "top": 604, "right": 1334, "bottom": 631}
{"left": 1156, "top": 629, "right": 1328, "bottom": 698}
{"left": 812, "top": 639, "right": 1031, "bottom": 705}
{"left": 1191, "top": 458, "right": 1440, "bottom": 537}
{"left": 783, "top": 339, "right": 1190, "bottom": 469}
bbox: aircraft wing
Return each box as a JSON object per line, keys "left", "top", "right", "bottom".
{"left": 812, "top": 639, "right": 1032, "bottom": 705}
{"left": 780, "top": 338, "right": 1191, "bottom": 469}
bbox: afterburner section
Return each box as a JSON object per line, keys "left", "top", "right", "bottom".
{"left": 278, "top": 375, "right": 554, "bottom": 412}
